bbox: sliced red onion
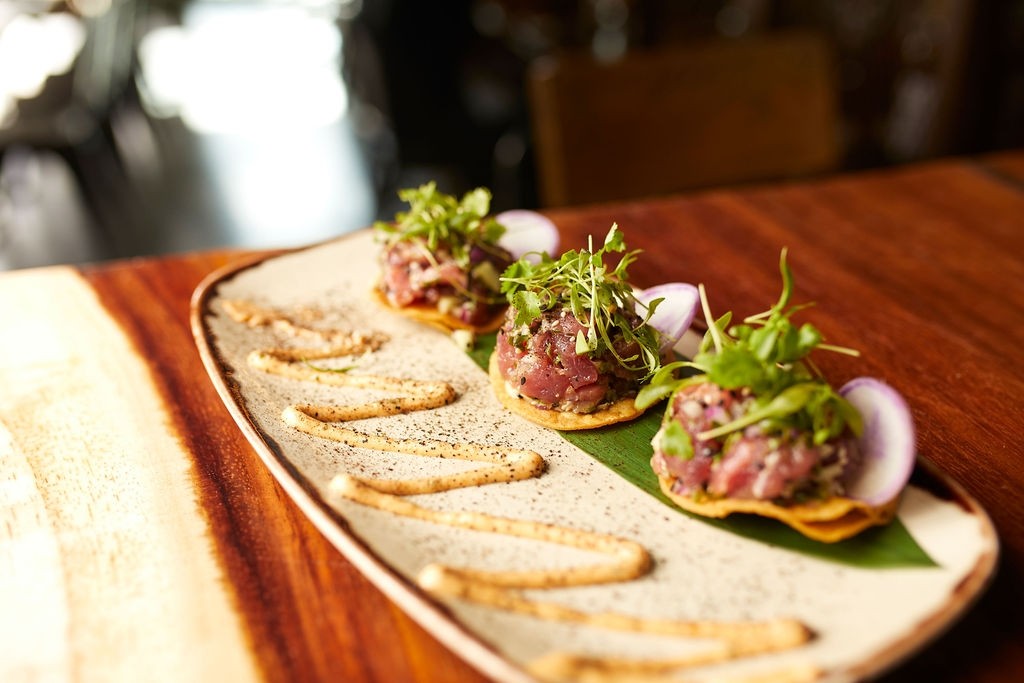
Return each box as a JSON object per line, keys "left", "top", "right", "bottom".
{"left": 840, "top": 377, "right": 916, "bottom": 506}
{"left": 495, "top": 210, "right": 560, "bottom": 263}
{"left": 635, "top": 283, "right": 700, "bottom": 352}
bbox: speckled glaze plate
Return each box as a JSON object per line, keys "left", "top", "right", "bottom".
{"left": 192, "top": 230, "right": 998, "bottom": 683}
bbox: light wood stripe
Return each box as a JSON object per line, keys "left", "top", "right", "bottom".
{"left": 0, "top": 267, "right": 259, "bottom": 683}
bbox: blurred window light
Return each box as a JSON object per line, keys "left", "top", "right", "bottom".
{"left": 0, "top": 9, "right": 86, "bottom": 125}
{"left": 211, "top": 130, "right": 370, "bottom": 247}
{"left": 137, "top": 2, "right": 347, "bottom": 134}
{"left": 136, "top": 1, "right": 375, "bottom": 248}
{"left": 67, "top": 0, "right": 111, "bottom": 19}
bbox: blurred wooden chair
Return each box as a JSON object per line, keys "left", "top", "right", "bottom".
{"left": 526, "top": 30, "right": 840, "bottom": 207}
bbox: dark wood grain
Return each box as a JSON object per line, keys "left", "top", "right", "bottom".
{"left": 77, "top": 152, "right": 1023, "bottom": 683}
{"left": 81, "top": 252, "right": 491, "bottom": 683}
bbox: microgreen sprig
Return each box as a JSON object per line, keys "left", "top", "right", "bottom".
{"left": 373, "top": 182, "right": 507, "bottom": 268}
{"left": 499, "top": 224, "right": 663, "bottom": 377}
{"left": 635, "top": 249, "right": 862, "bottom": 445}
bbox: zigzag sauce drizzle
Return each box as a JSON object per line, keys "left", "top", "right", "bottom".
{"left": 224, "top": 300, "right": 816, "bottom": 682}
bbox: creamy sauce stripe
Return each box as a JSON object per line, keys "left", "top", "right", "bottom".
{"left": 222, "top": 300, "right": 817, "bottom": 683}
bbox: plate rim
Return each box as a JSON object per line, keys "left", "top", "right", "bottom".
{"left": 190, "top": 240, "right": 536, "bottom": 683}
{"left": 189, "top": 230, "right": 1000, "bottom": 683}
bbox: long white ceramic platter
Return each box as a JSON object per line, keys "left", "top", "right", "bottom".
{"left": 192, "top": 229, "right": 997, "bottom": 683}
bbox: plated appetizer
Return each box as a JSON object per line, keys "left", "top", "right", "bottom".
{"left": 490, "top": 225, "right": 698, "bottom": 430}
{"left": 636, "top": 250, "right": 915, "bottom": 542}
{"left": 373, "top": 183, "right": 558, "bottom": 333}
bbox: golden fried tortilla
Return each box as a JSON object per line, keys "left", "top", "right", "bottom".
{"left": 657, "top": 475, "right": 900, "bottom": 543}
{"left": 371, "top": 287, "right": 506, "bottom": 334}
{"left": 488, "top": 352, "right": 647, "bottom": 431}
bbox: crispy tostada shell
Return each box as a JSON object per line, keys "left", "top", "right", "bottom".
{"left": 656, "top": 474, "right": 901, "bottom": 543}
{"left": 371, "top": 287, "right": 507, "bottom": 334}
{"left": 487, "top": 351, "right": 649, "bottom": 431}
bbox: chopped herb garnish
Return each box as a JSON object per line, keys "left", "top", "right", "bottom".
{"left": 302, "top": 359, "right": 358, "bottom": 373}
{"left": 659, "top": 420, "right": 695, "bottom": 460}
{"left": 373, "top": 182, "right": 507, "bottom": 268}
{"left": 499, "top": 224, "right": 663, "bottom": 378}
{"left": 636, "top": 249, "right": 862, "bottom": 444}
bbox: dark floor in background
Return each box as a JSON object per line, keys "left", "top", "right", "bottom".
{"left": 0, "top": 96, "right": 383, "bottom": 272}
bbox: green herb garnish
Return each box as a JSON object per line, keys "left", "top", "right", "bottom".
{"left": 636, "top": 249, "right": 861, "bottom": 444}
{"left": 659, "top": 420, "right": 695, "bottom": 460}
{"left": 499, "top": 224, "right": 663, "bottom": 378}
{"left": 373, "top": 182, "right": 507, "bottom": 268}
{"left": 302, "top": 359, "right": 358, "bottom": 373}
{"left": 465, "top": 333, "right": 936, "bottom": 567}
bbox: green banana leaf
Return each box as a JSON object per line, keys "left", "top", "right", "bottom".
{"left": 470, "top": 332, "right": 936, "bottom": 569}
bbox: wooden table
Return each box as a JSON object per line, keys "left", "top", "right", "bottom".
{"left": 2, "top": 151, "right": 1022, "bottom": 682}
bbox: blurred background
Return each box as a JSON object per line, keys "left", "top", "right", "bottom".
{"left": 1, "top": 0, "right": 1022, "bottom": 270}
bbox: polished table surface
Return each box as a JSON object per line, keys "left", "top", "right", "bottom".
{"left": 2, "top": 151, "right": 1022, "bottom": 682}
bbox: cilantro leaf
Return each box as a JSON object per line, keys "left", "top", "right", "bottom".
{"left": 660, "top": 420, "right": 695, "bottom": 460}
{"left": 639, "top": 248, "right": 862, "bottom": 443}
